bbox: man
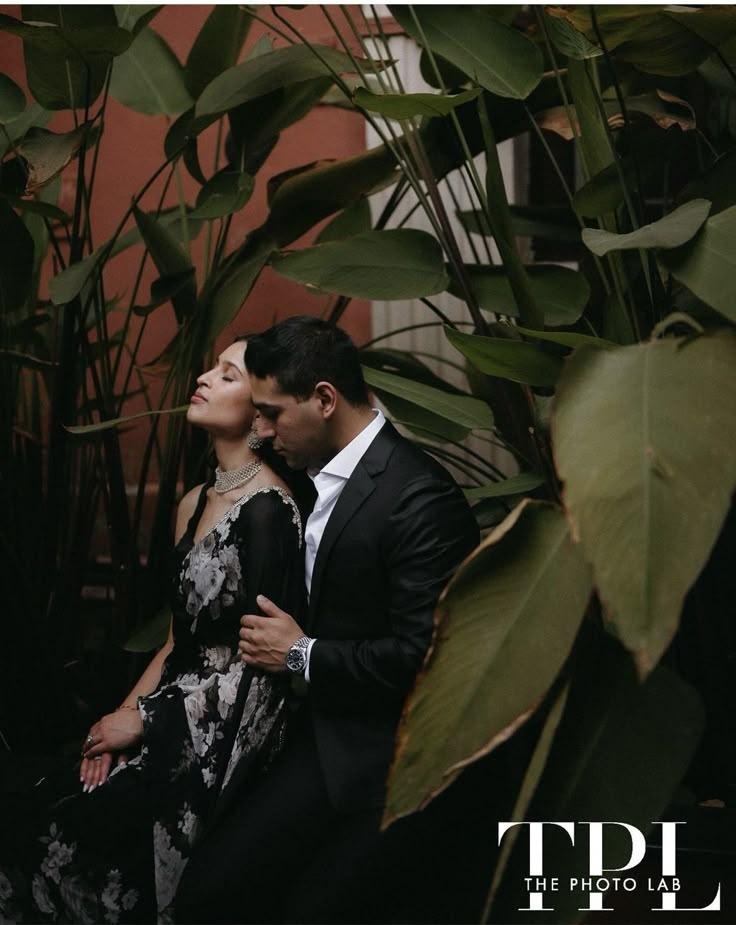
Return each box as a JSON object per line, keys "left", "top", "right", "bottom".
{"left": 176, "top": 316, "right": 480, "bottom": 923}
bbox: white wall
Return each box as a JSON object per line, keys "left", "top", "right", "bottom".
{"left": 362, "top": 28, "right": 522, "bottom": 479}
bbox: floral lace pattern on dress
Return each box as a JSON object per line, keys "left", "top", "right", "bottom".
{"left": 0, "top": 485, "right": 303, "bottom": 925}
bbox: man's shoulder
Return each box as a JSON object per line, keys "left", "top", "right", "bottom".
{"left": 380, "top": 427, "right": 455, "bottom": 485}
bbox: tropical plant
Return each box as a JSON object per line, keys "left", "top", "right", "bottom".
{"left": 0, "top": 4, "right": 385, "bottom": 746}
{"left": 2, "top": 4, "right": 736, "bottom": 920}
{"left": 243, "top": 5, "right": 736, "bottom": 920}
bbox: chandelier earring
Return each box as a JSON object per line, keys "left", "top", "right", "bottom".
{"left": 247, "top": 419, "right": 264, "bottom": 450}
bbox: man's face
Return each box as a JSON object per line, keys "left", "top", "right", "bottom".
{"left": 250, "top": 375, "right": 330, "bottom": 471}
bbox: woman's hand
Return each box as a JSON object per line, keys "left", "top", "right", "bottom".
{"left": 80, "top": 750, "right": 129, "bottom": 793}
{"left": 81, "top": 709, "right": 143, "bottom": 774}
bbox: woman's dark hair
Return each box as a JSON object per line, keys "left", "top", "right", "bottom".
{"left": 243, "top": 315, "right": 370, "bottom": 407}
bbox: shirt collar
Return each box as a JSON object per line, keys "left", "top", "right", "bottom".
{"left": 310, "top": 409, "right": 385, "bottom": 484}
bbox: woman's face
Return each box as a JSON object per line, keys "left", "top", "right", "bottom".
{"left": 186, "top": 342, "right": 254, "bottom": 438}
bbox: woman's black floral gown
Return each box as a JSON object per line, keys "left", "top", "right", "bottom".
{"left": 0, "top": 484, "right": 303, "bottom": 924}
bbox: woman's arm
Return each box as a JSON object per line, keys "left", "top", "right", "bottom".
{"left": 80, "top": 486, "right": 202, "bottom": 791}
{"left": 79, "top": 618, "right": 174, "bottom": 792}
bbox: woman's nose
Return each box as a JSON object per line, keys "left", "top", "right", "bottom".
{"left": 197, "top": 368, "right": 213, "bottom": 387}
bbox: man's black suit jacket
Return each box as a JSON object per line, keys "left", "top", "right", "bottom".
{"left": 302, "top": 421, "right": 479, "bottom": 814}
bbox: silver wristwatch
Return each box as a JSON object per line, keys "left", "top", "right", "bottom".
{"left": 286, "top": 635, "right": 311, "bottom": 674}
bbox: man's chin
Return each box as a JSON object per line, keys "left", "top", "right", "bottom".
{"left": 284, "top": 456, "right": 307, "bottom": 471}
{"left": 275, "top": 450, "right": 303, "bottom": 470}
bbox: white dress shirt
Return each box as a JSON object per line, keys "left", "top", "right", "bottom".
{"left": 302, "top": 409, "right": 386, "bottom": 679}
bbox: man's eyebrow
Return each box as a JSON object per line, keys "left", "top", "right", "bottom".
{"left": 252, "top": 401, "right": 279, "bottom": 411}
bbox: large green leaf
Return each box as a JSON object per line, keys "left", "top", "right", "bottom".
{"left": 0, "top": 74, "right": 25, "bottom": 123}
{"left": 551, "top": 6, "right": 736, "bottom": 76}
{"left": 385, "top": 501, "right": 592, "bottom": 825}
{"left": 376, "top": 396, "right": 471, "bottom": 446}
{"left": 0, "top": 101, "right": 51, "bottom": 159}
{"left": 583, "top": 199, "right": 712, "bottom": 257}
{"left": 553, "top": 330, "right": 736, "bottom": 677}
{"left": 16, "top": 124, "right": 90, "bottom": 194}
{"left": 133, "top": 206, "right": 196, "bottom": 322}
{"left": 195, "top": 44, "right": 356, "bottom": 118}
{"left": 446, "top": 327, "right": 563, "bottom": 388}
{"left": 362, "top": 366, "right": 493, "bottom": 432}
{"left": 567, "top": 57, "right": 613, "bottom": 182}
{"left": 543, "top": 9, "right": 602, "bottom": 60}
{"left": 450, "top": 264, "right": 589, "bottom": 327}
{"left": 659, "top": 204, "right": 736, "bottom": 323}
{"left": 135, "top": 269, "right": 196, "bottom": 317}
{"left": 48, "top": 208, "right": 204, "bottom": 306}
{"left": 573, "top": 161, "right": 632, "bottom": 218}
{"left": 512, "top": 325, "right": 616, "bottom": 350}
{"left": 114, "top": 5, "right": 162, "bottom": 33}
{"left": 6, "top": 197, "right": 69, "bottom": 224}
{"left": 109, "top": 26, "right": 192, "bottom": 115}
{"left": 263, "top": 144, "right": 398, "bottom": 246}
{"left": 184, "top": 5, "right": 251, "bottom": 100}
{"left": 663, "top": 7, "right": 736, "bottom": 46}
{"left": 491, "top": 627, "right": 704, "bottom": 923}
{"left": 227, "top": 77, "right": 332, "bottom": 175}
{"left": 0, "top": 200, "right": 34, "bottom": 313}
{"left": 390, "top": 6, "right": 543, "bottom": 100}
{"left": 315, "top": 199, "right": 372, "bottom": 244}
{"left": 459, "top": 205, "right": 582, "bottom": 244}
{"left": 8, "top": 7, "right": 132, "bottom": 110}
{"left": 271, "top": 229, "right": 449, "bottom": 300}
{"left": 353, "top": 86, "right": 481, "bottom": 119}
{"left": 361, "top": 346, "right": 466, "bottom": 396}
{"left": 203, "top": 236, "right": 274, "bottom": 348}
{"left": 479, "top": 89, "right": 543, "bottom": 329}
{"left": 464, "top": 472, "right": 545, "bottom": 499}
{"left": 190, "top": 169, "right": 254, "bottom": 220}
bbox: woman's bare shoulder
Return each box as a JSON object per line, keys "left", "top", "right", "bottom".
{"left": 179, "top": 482, "right": 206, "bottom": 514}
{"left": 175, "top": 483, "right": 207, "bottom": 542}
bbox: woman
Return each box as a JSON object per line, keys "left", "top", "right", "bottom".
{"left": 0, "top": 340, "right": 304, "bottom": 924}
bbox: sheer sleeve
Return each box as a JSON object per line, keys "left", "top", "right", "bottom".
{"left": 236, "top": 488, "right": 304, "bottom": 622}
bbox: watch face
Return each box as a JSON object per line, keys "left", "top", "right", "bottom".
{"left": 286, "top": 646, "right": 306, "bottom": 672}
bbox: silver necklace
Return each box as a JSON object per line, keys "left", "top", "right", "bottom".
{"left": 214, "top": 459, "right": 262, "bottom": 494}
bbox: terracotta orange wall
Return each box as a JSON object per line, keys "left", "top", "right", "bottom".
{"left": 2, "top": 4, "right": 372, "bottom": 478}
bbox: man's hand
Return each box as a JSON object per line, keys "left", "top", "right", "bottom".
{"left": 239, "top": 595, "right": 303, "bottom": 672}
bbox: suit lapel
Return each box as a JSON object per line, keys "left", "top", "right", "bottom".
{"left": 306, "top": 422, "right": 400, "bottom": 629}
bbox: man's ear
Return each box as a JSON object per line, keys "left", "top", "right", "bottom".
{"left": 313, "top": 381, "right": 338, "bottom": 418}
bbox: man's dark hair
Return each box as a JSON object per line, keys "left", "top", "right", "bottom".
{"left": 243, "top": 315, "right": 370, "bottom": 406}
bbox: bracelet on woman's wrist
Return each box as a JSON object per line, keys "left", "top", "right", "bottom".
{"left": 116, "top": 703, "right": 137, "bottom": 712}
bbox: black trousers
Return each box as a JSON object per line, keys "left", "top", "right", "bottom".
{"left": 175, "top": 708, "right": 508, "bottom": 924}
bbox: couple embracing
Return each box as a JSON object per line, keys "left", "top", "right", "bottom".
{"left": 0, "top": 316, "right": 481, "bottom": 924}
